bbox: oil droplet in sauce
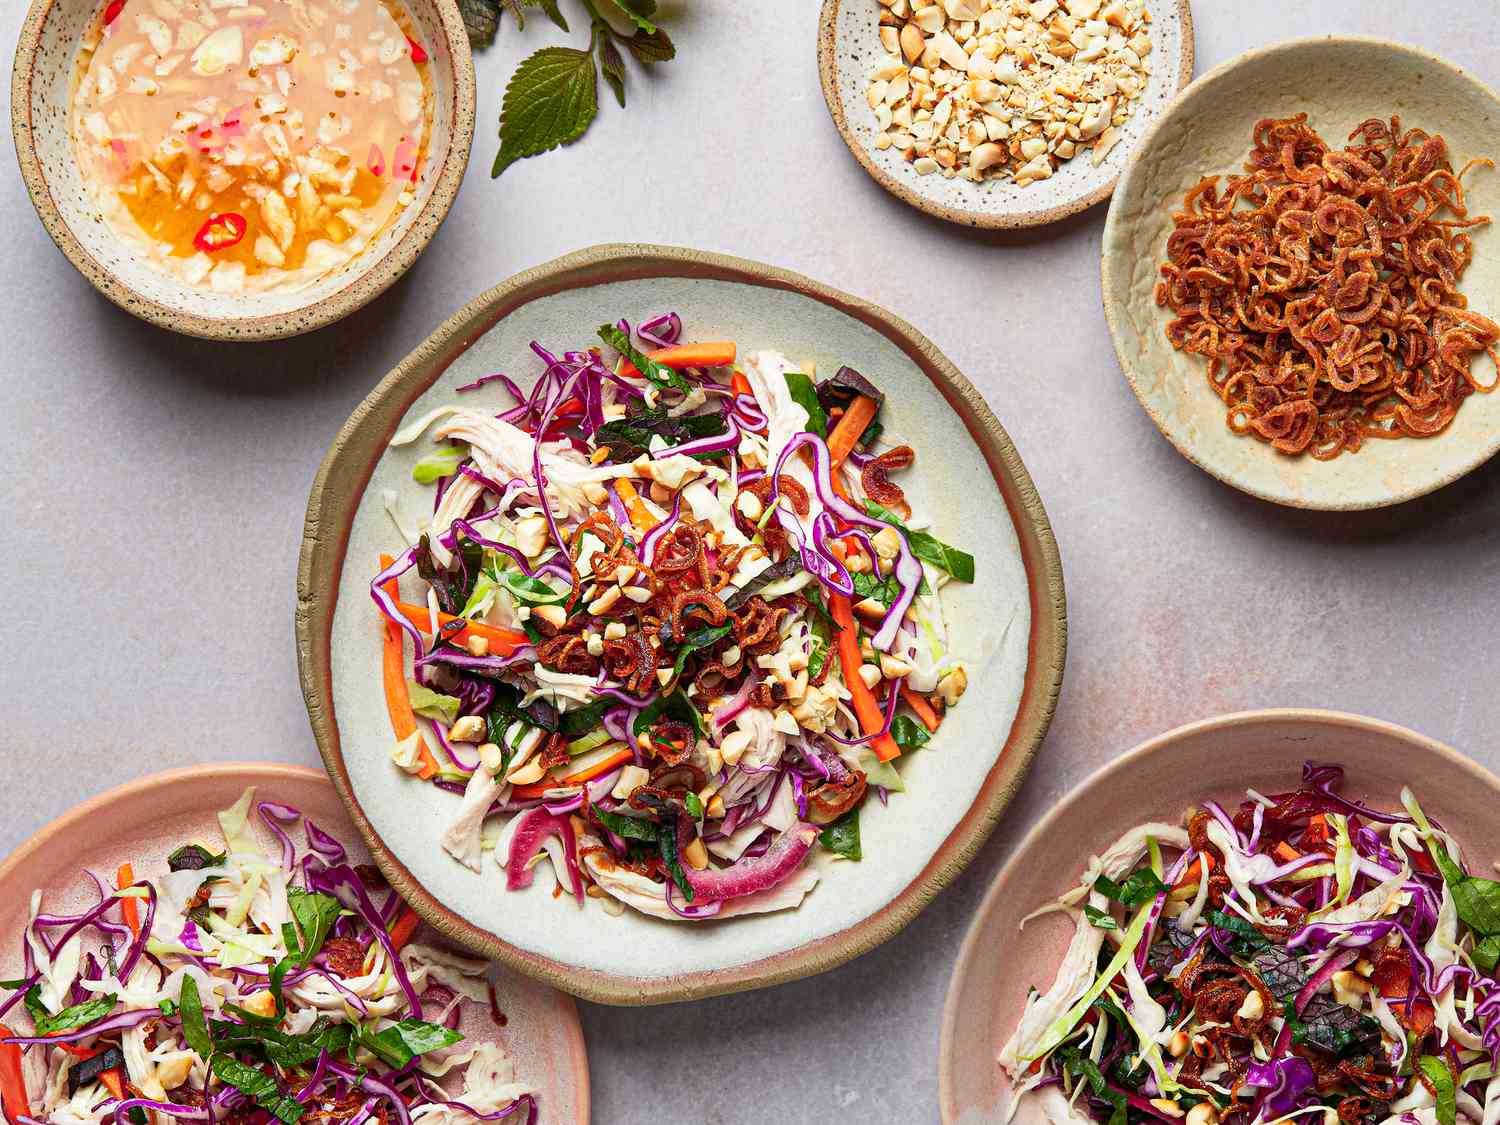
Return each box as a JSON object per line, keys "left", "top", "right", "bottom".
{"left": 72, "top": 0, "right": 432, "bottom": 293}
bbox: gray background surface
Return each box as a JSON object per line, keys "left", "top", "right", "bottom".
{"left": 4, "top": 2, "right": 1499, "bottom": 1122}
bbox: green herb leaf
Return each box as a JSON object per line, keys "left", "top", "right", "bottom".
{"left": 658, "top": 816, "right": 694, "bottom": 902}
{"left": 889, "top": 715, "right": 931, "bottom": 752}
{"left": 1251, "top": 945, "right": 1308, "bottom": 1000}
{"left": 684, "top": 792, "right": 704, "bottom": 820}
{"left": 179, "top": 977, "right": 213, "bottom": 1060}
{"left": 1094, "top": 869, "right": 1167, "bottom": 908}
{"left": 863, "top": 501, "right": 976, "bottom": 583}
{"left": 559, "top": 698, "right": 611, "bottom": 739}
{"left": 1289, "top": 995, "right": 1382, "bottom": 1057}
{"left": 1475, "top": 934, "right": 1500, "bottom": 974}
{"left": 29, "top": 992, "right": 117, "bottom": 1036}
{"left": 782, "top": 372, "right": 828, "bottom": 437}
{"left": 358, "top": 1019, "right": 464, "bottom": 1070}
{"left": 158, "top": 999, "right": 178, "bottom": 1017}
{"left": 820, "top": 810, "right": 862, "bottom": 861}
{"left": 668, "top": 623, "right": 733, "bottom": 684}
{"left": 593, "top": 405, "right": 726, "bottom": 461}
{"left": 591, "top": 803, "right": 660, "bottom": 843}
{"left": 1057, "top": 1047, "right": 1127, "bottom": 1125}
{"left": 624, "top": 26, "right": 674, "bottom": 63}
{"left": 606, "top": 0, "right": 657, "bottom": 33}
{"left": 597, "top": 29, "right": 626, "bottom": 107}
{"left": 1082, "top": 904, "right": 1118, "bottom": 930}
{"left": 210, "top": 1056, "right": 307, "bottom": 1124}
{"left": 167, "top": 843, "right": 226, "bottom": 871}
{"left": 530, "top": 0, "right": 569, "bottom": 31}
{"left": 286, "top": 888, "right": 342, "bottom": 967}
{"left": 1204, "top": 909, "right": 1270, "bottom": 955}
{"left": 633, "top": 689, "right": 705, "bottom": 738}
{"left": 851, "top": 571, "right": 901, "bottom": 606}
{"left": 407, "top": 682, "right": 462, "bottom": 724}
{"left": 208, "top": 1016, "right": 352, "bottom": 1070}
{"left": 458, "top": 0, "right": 500, "bottom": 46}
{"left": 412, "top": 443, "right": 467, "bottom": 484}
{"left": 598, "top": 324, "right": 691, "bottom": 393}
{"left": 494, "top": 567, "right": 570, "bottom": 607}
{"left": 492, "top": 47, "right": 597, "bottom": 179}
{"left": 1419, "top": 1056, "right": 1457, "bottom": 1125}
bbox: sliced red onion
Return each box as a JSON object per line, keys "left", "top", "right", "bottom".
{"left": 732, "top": 394, "right": 767, "bottom": 431}
{"left": 3, "top": 1005, "right": 159, "bottom": 1044}
{"left": 602, "top": 705, "right": 636, "bottom": 744}
{"left": 640, "top": 494, "right": 682, "bottom": 564}
{"left": 666, "top": 880, "right": 722, "bottom": 919}
{"left": 417, "top": 647, "right": 537, "bottom": 676}
{"left": 257, "top": 801, "right": 301, "bottom": 870}
{"left": 684, "top": 823, "right": 818, "bottom": 904}
{"left": 505, "top": 808, "right": 583, "bottom": 903}
{"left": 806, "top": 511, "right": 854, "bottom": 598}
{"left": 652, "top": 416, "right": 740, "bottom": 460}
{"left": 457, "top": 372, "right": 525, "bottom": 399}
{"left": 1294, "top": 948, "right": 1358, "bottom": 1015}
{"left": 304, "top": 817, "right": 348, "bottom": 865}
{"left": 711, "top": 676, "right": 756, "bottom": 731}
{"left": 771, "top": 432, "right": 921, "bottom": 650}
{"left": 319, "top": 865, "right": 423, "bottom": 1016}
{"left": 637, "top": 311, "right": 682, "bottom": 349}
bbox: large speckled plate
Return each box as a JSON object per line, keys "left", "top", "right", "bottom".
{"left": 0, "top": 763, "right": 589, "bottom": 1124}
{"left": 818, "top": 0, "right": 1194, "bottom": 229}
{"left": 939, "top": 709, "right": 1500, "bottom": 1123}
{"left": 1103, "top": 36, "right": 1500, "bottom": 509}
{"left": 297, "top": 243, "right": 1066, "bottom": 1005}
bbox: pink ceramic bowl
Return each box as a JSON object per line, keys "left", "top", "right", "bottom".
{"left": 938, "top": 709, "right": 1500, "bottom": 1124}
{"left": 0, "top": 762, "right": 590, "bottom": 1125}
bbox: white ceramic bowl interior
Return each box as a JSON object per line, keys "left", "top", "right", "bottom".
{"left": 328, "top": 274, "right": 1035, "bottom": 987}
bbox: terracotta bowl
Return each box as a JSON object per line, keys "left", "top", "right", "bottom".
{"left": 817, "top": 0, "right": 1194, "bottom": 229}
{"left": 0, "top": 762, "right": 590, "bottom": 1123}
{"left": 10, "top": 0, "right": 475, "bottom": 341}
{"left": 1102, "top": 36, "right": 1500, "bottom": 509}
{"left": 297, "top": 243, "right": 1067, "bottom": 1005}
{"left": 938, "top": 708, "right": 1500, "bottom": 1124}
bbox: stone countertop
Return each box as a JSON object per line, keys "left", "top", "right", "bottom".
{"left": 3, "top": 2, "right": 1498, "bottom": 1121}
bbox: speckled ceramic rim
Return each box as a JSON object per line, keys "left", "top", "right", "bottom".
{"left": 295, "top": 242, "right": 1068, "bottom": 1006}
{"left": 1101, "top": 35, "right": 1500, "bottom": 510}
{"left": 936, "top": 707, "right": 1484, "bottom": 1123}
{"left": 816, "top": 0, "right": 1195, "bottom": 229}
{"left": 0, "top": 761, "right": 591, "bottom": 1123}
{"left": 10, "top": 0, "right": 476, "bottom": 341}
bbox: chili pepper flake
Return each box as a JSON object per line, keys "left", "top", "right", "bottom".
{"left": 407, "top": 36, "right": 428, "bottom": 64}
{"left": 103, "top": 0, "right": 126, "bottom": 26}
{"left": 193, "top": 212, "right": 248, "bottom": 254}
{"left": 367, "top": 143, "right": 386, "bottom": 178}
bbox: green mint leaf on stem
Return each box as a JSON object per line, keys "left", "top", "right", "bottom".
{"left": 492, "top": 47, "right": 598, "bottom": 178}
{"left": 531, "top": 0, "right": 570, "bottom": 31}
{"left": 625, "top": 26, "right": 674, "bottom": 64}
{"left": 598, "top": 323, "right": 690, "bottom": 393}
{"left": 605, "top": 0, "right": 657, "bottom": 34}
{"left": 458, "top": 0, "right": 500, "bottom": 46}
{"left": 598, "top": 32, "right": 626, "bottom": 108}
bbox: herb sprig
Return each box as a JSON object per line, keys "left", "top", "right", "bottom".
{"left": 469, "top": 0, "right": 678, "bottom": 177}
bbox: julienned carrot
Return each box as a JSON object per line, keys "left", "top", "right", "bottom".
{"left": 829, "top": 593, "right": 900, "bottom": 762}
{"left": 618, "top": 341, "right": 737, "bottom": 378}
{"left": 511, "top": 748, "right": 635, "bottom": 799}
{"left": 900, "top": 685, "right": 942, "bottom": 733}
{"left": 389, "top": 600, "right": 530, "bottom": 654}
{"left": 1273, "top": 841, "right": 1301, "bottom": 863}
{"left": 0, "top": 1025, "right": 29, "bottom": 1125}
{"left": 612, "top": 479, "right": 658, "bottom": 533}
{"left": 380, "top": 557, "right": 439, "bottom": 781}
{"left": 388, "top": 906, "right": 421, "bottom": 952}
{"left": 827, "top": 395, "right": 879, "bottom": 469}
{"left": 117, "top": 863, "right": 139, "bottom": 936}
{"left": 730, "top": 370, "right": 753, "bottom": 398}
{"left": 1175, "top": 852, "right": 1215, "bottom": 889}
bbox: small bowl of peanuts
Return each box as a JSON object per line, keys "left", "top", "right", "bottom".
{"left": 817, "top": 0, "right": 1194, "bottom": 228}
{"left": 13, "top": 0, "right": 475, "bottom": 340}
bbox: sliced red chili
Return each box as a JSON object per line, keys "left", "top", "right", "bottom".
{"left": 103, "top": 0, "right": 126, "bottom": 26}
{"left": 193, "top": 212, "right": 247, "bottom": 254}
{"left": 407, "top": 36, "right": 429, "bottom": 63}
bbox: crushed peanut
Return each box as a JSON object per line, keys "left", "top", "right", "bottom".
{"left": 866, "top": 0, "right": 1152, "bottom": 185}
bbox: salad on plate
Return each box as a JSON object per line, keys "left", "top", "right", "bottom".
{"left": 373, "top": 312, "right": 976, "bottom": 921}
{"left": 1000, "top": 764, "right": 1500, "bottom": 1125}
{"left": 0, "top": 790, "right": 535, "bottom": 1125}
